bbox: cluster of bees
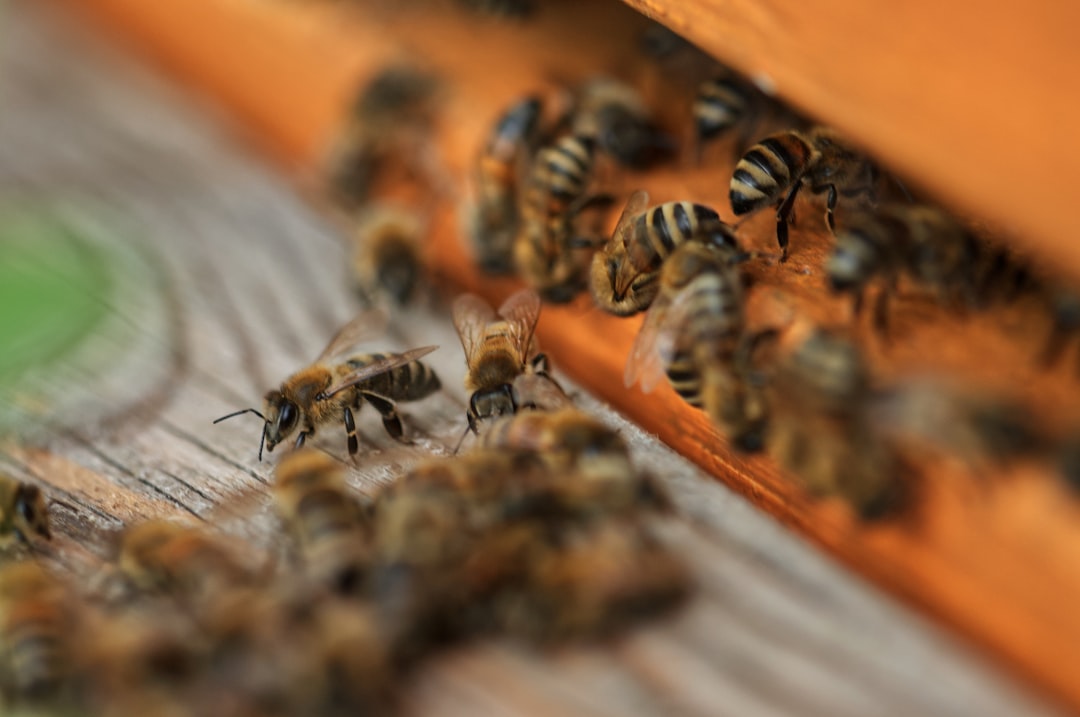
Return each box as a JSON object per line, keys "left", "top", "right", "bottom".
{"left": 324, "top": 19, "right": 1080, "bottom": 519}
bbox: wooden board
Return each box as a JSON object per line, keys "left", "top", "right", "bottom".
{"left": 25, "top": 0, "right": 1080, "bottom": 711}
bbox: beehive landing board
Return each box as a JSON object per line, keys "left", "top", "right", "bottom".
{"left": 0, "top": 5, "right": 1058, "bottom": 716}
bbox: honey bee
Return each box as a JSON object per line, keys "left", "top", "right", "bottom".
{"left": 452, "top": 288, "right": 549, "bottom": 435}
{"left": 494, "top": 518, "right": 691, "bottom": 642}
{"left": 571, "top": 77, "right": 675, "bottom": 170}
{"left": 214, "top": 313, "right": 441, "bottom": 459}
{"left": 0, "top": 473, "right": 50, "bottom": 545}
{"left": 625, "top": 241, "right": 770, "bottom": 451}
{"left": 470, "top": 96, "right": 543, "bottom": 275}
{"left": 0, "top": 561, "right": 79, "bottom": 703}
{"left": 326, "top": 66, "right": 440, "bottom": 208}
{"left": 590, "top": 189, "right": 741, "bottom": 316}
{"left": 273, "top": 449, "right": 373, "bottom": 594}
{"left": 729, "top": 126, "right": 881, "bottom": 261}
{"left": 117, "top": 520, "right": 260, "bottom": 604}
{"left": 514, "top": 134, "right": 614, "bottom": 302}
{"left": 351, "top": 205, "right": 425, "bottom": 305}
{"left": 767, "top": 329, "right": 903, "bottom": 518}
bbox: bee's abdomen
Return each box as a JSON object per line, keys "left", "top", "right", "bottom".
{"left": 730, "top": 133, "right": 812, "bottom": 215}
{"left": 694, "top": 77, "right": 748, "bottom": 141}
{"left": 3, "top": 608, "right": 66, "bottom": 698}
{"left": 349, "top": 354, "right": 441, "bottom": 402}
{"left": 538, "top": 135, "right": 595, "bottom": 204}
{"left": 644, "top": 202, "right": 721, "bottom": 265}
{"left": 665, "top": 352, "right": 703, "bottom": 407}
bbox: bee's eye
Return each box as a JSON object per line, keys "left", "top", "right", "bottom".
{"left": 278, "top": 402, "right": 298, "bottom": 432}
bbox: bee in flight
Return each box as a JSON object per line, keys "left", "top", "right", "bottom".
{"left": 0, "top": 472, "right": 51, "bottom": 545}
{"left": 214, "top": 313, "right": 440, "bottom": 459}
{"left": 590, "top": 189, "right": 741, "bottom": 316}
{"left": 729, "top": 126, "right": 882, "bottom": 262}
{"left": 452, "top": 288, "right": 551, "bottom": 437}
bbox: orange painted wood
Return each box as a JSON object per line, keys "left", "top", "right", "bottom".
{"left": 59, "top": 0, "right": 1080, "bottom": 711}
{"left": 624, "top": 0, "right": 1080, "bottom": 280}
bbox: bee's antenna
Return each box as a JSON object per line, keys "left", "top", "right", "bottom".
{"left": 213, "top": 408, "right": 266, "bottom": 424}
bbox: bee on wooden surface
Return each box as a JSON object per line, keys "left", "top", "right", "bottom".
{"left": 494, "top": 518, "right": 691, "bottom": 642}
{"left": 590, "top": 189, "right": 741, "bottom": 316}
{"left": 326, "top": 65, "right": 440, "bottom": 208}
{"left": 625, "top": 241, "right": 770, "bottom": 451}
{"left": 0, "top": 473, "right": 50, "bottom": 545}
{"left": 767, "top": 329, "right": 903, "bottom": 519}
{"left": 729, "top": 126, "right": 881, "bottom": 262}
{"left": 470, "top": 96, "right": 543, "bottom": 274}
{"left": 571, "top": 77, "right": 675, "bottom": 170}
{"left": 452, "top": 288, "right": 550, "bottom": 436}
{"left": 0, "top": 561, "right": 80, "bottom": 704}
{"left": 514, "top": 134, "right": 614, "bottom": 302}
{"left": 273, "top": 449, "right": 373, "bottom": 594}
{"left": 351, "top": 205, "right": 425, "bottom": 305}
{"left": 214, "top": 313, "right": 441, "bottom": 459}
{"left": 117, "top": 520, "right": 260, "bottom": 605}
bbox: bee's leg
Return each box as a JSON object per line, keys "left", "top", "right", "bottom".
{"left": 775, "top": 182, "right": 802, "bottom": 262}
{"left": 294, "top": 431, "right": 310, "bottom": 450}
{"left": 343, "top": 406, "right": 359, "bottom": 457}
{"left": 362, "top": 392, "right": 408, "bottom": 443}
{"left": 809, "top": 183, "right": 839, "bottom": 234}
{"left": 530, "top": 352, "right": 550, "bottom": 373}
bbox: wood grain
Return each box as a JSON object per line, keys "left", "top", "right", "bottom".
{"left": 19, "top": 0, "right": 1080, "bottom": 712}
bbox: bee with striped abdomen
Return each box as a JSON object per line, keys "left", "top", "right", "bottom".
{"left": 273, "top": 449, "right": 373, "bottom": 594}
{"left": 0, "top": 473, "right": 50, "bottom": 546}
{"left": 452, "top": 288, "right": 551, "bottom": 436}
{"left": 214, "top": 313, "right": 441, "bottom": 459}
{"left": 729, "top": 126, "right": 881, "bottom": 262}
{"left": 590, "top": 189, "right": 741, "bottom": 316}
{"left": 571, "top": 77, "right": 675, "bottom": 170}
{"left": 470, "top": 96, "right": 543, "bottom": 274}
{"left": 514, "top": 134, "right": 613, "bottom": 302}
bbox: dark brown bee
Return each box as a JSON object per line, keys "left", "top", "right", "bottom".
{"left": 572, "top": 77, "right": 675, "bottom": 170}
{"left": 590, "top": 189, "right": 740, "bottom": 316}
{"left": 214, "top": 313, "right": 441, "bottom": 459}
{"left": 452, "top": 288, "right": 550, "bottom": 435}
{"left": 626, "top": 241, "right": 769, "bottom": 451}
{"left": 0, "top": 561, "right": 80, "bottom": 703}
{"left": 767, "top": 329, "right": 903, "bottom": 518}
{"left": 0, "top": 473, "right": 50, "bottom": 545}
{"left": 730, "top": 126, "right": 881, "bottom": 261}
{"left": 351, "top": 206, "right": 425, "bottom": 306}
{"left": 273, "top": 449, "right": 373, "bottom": 594}
{"left": 326, "top": 66, "right": 440, "bottom": 208}
{"left": 514, "top": 134, "right": 613, "bottom": 303}
{"left": 470, "top": 96, "right": 543, "bottom": 274}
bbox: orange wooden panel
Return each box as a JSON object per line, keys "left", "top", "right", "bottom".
{"left": 58, "top": 0, "right": 1080, "bottom": 711}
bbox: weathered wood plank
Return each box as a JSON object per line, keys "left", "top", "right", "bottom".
{"left": 0, "top": 4, "right": 1058, "bottom": 715}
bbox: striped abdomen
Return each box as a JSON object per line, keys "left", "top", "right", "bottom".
{"left": 663, "top": 269, "right": 745, "bottom": 406}
{"left": 826, "top": 213, "right": 895, "bottom": 293}
{"left": 630, "top": 202, "right": 731, "bottom": 274}
{"left": 345, "top": 354, "right": 441, "bottom": 402}
{"left": 529, "top": 135, "right": 596, "bottom": 212}
{"left": 729, "top": 132, "right": 814, "bottom": 216}
{"left": 2, "top": 601, "right": 67, "bottom": 699}
{"left": 694, "top": 77, "right": 749, "bottom": 143}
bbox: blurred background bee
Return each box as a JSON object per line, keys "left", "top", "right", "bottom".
{"left": 729, "top": 126, "right": 884, "bottom": 262}
{"left": 273, "top": 449, "right": 373, "bottom": 595}
{"left": 766, "top": 328, "right": 904, "bottom": 519}
{"left": 350, "top": 204, "right": 427, "bottom": 306}
{"left": 514, "top": 134, "right": 613, "bottom": 302}
{"left": 452, "top": 288, "right": 550, "bottom": 437}
{"left": 0, "top": 472, "right": 51, "bottom": 546}
{"left": 590, "top": 189, "right": 741, "bottom": 316}
{"left": 625, "top": 241, "right": 771, "bottom": 451}
{"left": 570, "top": 77, "right": 675, "bottom": 170}
{"left": 468, "top": 95, "right": 543, "bottom": 275}
{"left": 214, "top": 313, "right": 440, "bottom": 459}
{"left": 324, "top": 65, "right": 442, "bottom": 210}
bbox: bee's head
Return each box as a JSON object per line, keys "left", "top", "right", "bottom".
{"left": 263, "top": 390, "right": 301, "bottom": 454}
{"left": 13, "top": 484, "right": 50, "bottom": 542}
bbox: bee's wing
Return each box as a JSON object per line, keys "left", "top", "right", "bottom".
{"left": 625, "top": 283, "right": 697, "bottom": 393}
{"left": 612, "top": 189, "right": 650, "bottom": 246}
{"left": 452, "top": 293, "right": 497, "bottom": 369}
{"left": 498, "top": 288, "right": 542, "bottom": 361}
{"left": 316, "top": 310, "right": 389, "bottom": 362}
{"left": 322, "top": 345, "right": 439, "bottom": 398}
